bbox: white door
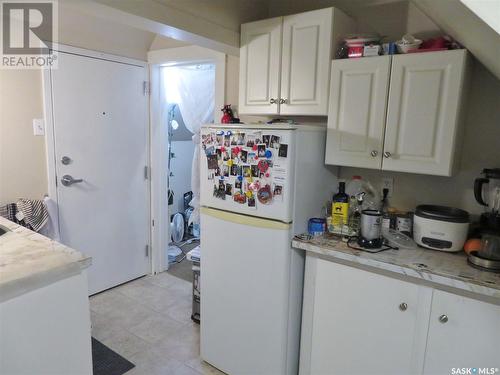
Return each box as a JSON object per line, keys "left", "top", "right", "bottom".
{"left": 423, "top": 289, "right": 500, "bottom": 374}
{"left": 200, "top": 209, "right": 296, "bottom": 375}
{"left": 325, "top": 56, "right": 390, "bottom": 169}
{"left": 50, "top": 51, "right": 150, "bottom": 294}
{"left": 304, "top": 258, "right": 430, "bottom": 375}
{"left": 280, "top": 8, "right": 333, "bottom": 116}
{"left": 383, "top": 50, "right": 467, "bottom": 176}
{"left": 238, "top": 17, "right": 282, "bottom": 115}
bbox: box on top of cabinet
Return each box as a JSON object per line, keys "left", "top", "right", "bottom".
{"left": 239, "top": 7, "right": 355, "bottom": 116}
{"left": 325, "top": 49, "right": 470, "bottom": 177}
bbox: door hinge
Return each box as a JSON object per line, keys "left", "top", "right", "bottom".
{"left": 145, "top": 244, "right": 150, "bottom": 257}
{"left": 144, "top": 166, "right": 150, "bottom": 180}
{"left": 143, "top": 81, "right": 150, "bottom": 96}
{"left": 152, "top": 219, "right": 155, "bottom": 227}
{"left": 55, "top": 175, "right": 58, "bottom": 187}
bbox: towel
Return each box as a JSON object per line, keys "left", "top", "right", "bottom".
{"left": 39, "top": 196, "right": 61, "bottom": 241}
{"left": 0, "top": 203, "right": 19, "bottom": 223}
{"left": 16, "top": 199, "right": 49, "bottom": 232}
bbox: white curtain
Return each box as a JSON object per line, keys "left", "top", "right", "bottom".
{"left": 161, "top": 64, "right": 215, "bottom": 226}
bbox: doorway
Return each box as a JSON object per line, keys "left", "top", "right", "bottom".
{"left": 149, "top": 45, "right": 226, "bottom": 274}
{"left": 163, "top": 63, "right": 215, "bottom": 281}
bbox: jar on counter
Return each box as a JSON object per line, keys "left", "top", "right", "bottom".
{"left": 396, "top": 212, "right": 413, "bottom": 236}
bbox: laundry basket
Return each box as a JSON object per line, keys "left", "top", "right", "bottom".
{"left": 186, "top": 245, "right": 200, "bottom": 324}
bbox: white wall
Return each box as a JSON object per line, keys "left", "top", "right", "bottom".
{"left": 169, "top": 141, "right": 195, "bottom": 214}
{"left": 0, "top": 69, "right": 47, "bottom": 205}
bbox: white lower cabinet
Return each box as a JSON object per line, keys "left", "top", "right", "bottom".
{"left": 300, "top": 255, "right": 500, "bottom": 375}
{"left": 423, "top": 289, "right": 500, "bottom": 375}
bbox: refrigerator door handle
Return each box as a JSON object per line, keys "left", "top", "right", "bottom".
{"left": 201, "top": 207, "right": 292, "bottom": 230}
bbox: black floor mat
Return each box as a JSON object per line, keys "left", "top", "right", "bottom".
{"left": 92, "top": 337, "right": 135, "bottom": 375}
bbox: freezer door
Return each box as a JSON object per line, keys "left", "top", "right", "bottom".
{"left": 200, "top": 127, "right": 295, "bottom": 222}
{"left": 200, "top": 208, "right": 300, "bottom": 375}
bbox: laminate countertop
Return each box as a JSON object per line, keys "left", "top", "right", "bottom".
{"left": 292, "top": 235, "right": 500, "bottom": 302}
{"left": 0, "top": 217, "right": 91, "bottom": 302}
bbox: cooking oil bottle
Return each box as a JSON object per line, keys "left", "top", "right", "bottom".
{"left": 332, "top": 181, "right": 349, "bottom": 232}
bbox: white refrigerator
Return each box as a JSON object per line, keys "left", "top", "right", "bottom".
{"left": 199, "top": 124, "right": 338, "bottom": 374}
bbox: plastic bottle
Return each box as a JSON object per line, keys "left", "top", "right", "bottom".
{"left": 332, "top": 181, "right": 349, "bottom": 231}
{"left": 349, "top": 192, "right": 364, "bottom": 235}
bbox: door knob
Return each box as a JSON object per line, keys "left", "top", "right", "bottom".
{"left": 61, "top": 175, "right": 83, "bottom": 186}
{"left": 371, "top": 150, "right": 378, "bottom": 157}
{"left": 61, "top": 156, "right": 72, "bottom": 165}
{"left": 438, "top": 314, "right": 448, "bottom": 323}
{"left": 399, "top": 302, "right": 408, "bottom": 311}
{"left": 270, "top": 98, "right": 277, "bottom": 104}
{"left": 384, "top": 151, "right": 392, "bottom": 158}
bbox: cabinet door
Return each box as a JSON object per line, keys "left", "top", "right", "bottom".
{"left": 238, "top": 18, "right": 282, "bottom": 115}
{"left": 382, "top": 50, "right": 467, "bottom": 176}
{"left": 424, "top": 289, "right": 500, "bottom": 374}
{"left": 325, "top": 56, "right": 390, "bottom": 169}
{"left": 280, "top": 8, "right": 333, "bottom": 115}
{"left": 302, "top": 258, "right": 431, "bottom": 375}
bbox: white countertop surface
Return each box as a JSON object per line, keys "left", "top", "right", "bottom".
{"left": 292, "top": 235, "right": 500, "bottom": 302}
{"left": 0, "top": 217, "right": 91, "bottom": 302}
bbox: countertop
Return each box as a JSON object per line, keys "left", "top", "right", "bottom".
{"left": 0, "top": 217, "right": 91, "bottom": 302}
{"left": 292, "top": 235, "right": 500, "bottom": 302}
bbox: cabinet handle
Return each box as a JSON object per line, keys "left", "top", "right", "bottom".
{"left": 371, "top": 150, "right": 378, "bottom": 157}
{"left": 270, "top": 98, "right": 277, "bottom": 104}
{"left": 279, "top": 98, "right": 288, "bottom": 104}
{"left": 399, "top": 302, "right": 408, "bottom": 311}
{"left": 439, "top": 314, "right": 448, "bottom": 323}
{"left": 384, "top": 151, "right": 392, "bottom": 158}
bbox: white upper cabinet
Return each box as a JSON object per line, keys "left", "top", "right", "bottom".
{"left": 423, "top": 289, "right": 500, "bottom": 374}
{"left": 325, "top": 49, "right": 468, "bottom": 176}
{"left": 239, "top": 8, "right": 354, "bottom": 116}
{"left": 383, "top": 50, "right": 468, "bottom": 176}
{"left": 238, "top": 18, "right": 282, "bottom": 115}
{"left": 325, "top": 56, "right": 391, "bottom": 169}
{"left": 280, "top": 9, "right": 333, "bottom": 115}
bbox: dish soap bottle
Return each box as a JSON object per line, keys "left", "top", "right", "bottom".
{"left": 332, "top": 181, "right": 349, "bottom": 233}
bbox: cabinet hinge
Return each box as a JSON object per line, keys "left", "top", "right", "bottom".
{"left": 143, "top": 81, "right": 150, "bottom": 95}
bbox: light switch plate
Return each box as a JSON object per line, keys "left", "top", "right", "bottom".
{"left": 33, "top": 118, "right": 45, "bottom": 136}
{"left": 381, "top": 177, "right": 394, "bottom": 198}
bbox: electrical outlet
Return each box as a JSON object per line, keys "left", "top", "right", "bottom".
{"left": 33, "top": 118, "right": 45, "bottom": 136}
{"left": 381, "top": 177, "right": 394, "bottom": 198}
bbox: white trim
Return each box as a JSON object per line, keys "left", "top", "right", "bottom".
{"left": 49, "top": 43, "right": 147, "bottom": 67}
{"left": 42, "top": 68, "right": 58, "bottom": 203}
{"left": 149, "top": 45, "right": 226, "bottom": 272}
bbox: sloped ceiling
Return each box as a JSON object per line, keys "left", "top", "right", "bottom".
{"left": 411, "top": 0, "right": 500, "bottom": 80}
{"left": 58, "top": 2, "right": 156, "bottom": 60}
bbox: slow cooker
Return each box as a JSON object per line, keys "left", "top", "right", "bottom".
{"left": 413, "top": 205, "right": 469, "bottom": 252}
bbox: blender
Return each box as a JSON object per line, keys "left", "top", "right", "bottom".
{"left": 474, "top": 168, "right": 500, "bottom": 234}
{"left": 470, "top": 169, "right": 500, "bottom": 271}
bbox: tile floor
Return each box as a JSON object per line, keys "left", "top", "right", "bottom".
{"left": 90, "top": 272, "right": 224, "bottom": 375}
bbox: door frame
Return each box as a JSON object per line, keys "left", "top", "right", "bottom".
{"left": 42, "top": 43, "right": 152, "bottom": 272}
{"left": 148, "top": 45, "right": 226, "bottom": 273}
